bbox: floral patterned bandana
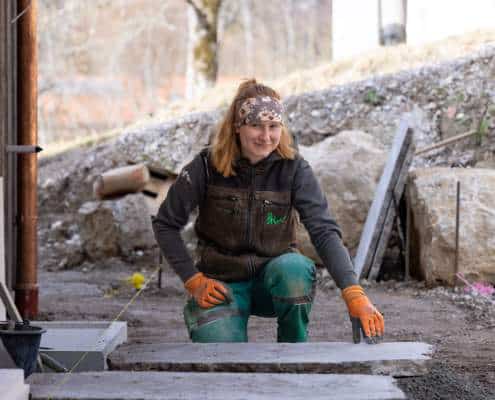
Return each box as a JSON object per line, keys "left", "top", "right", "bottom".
{"left": 235, "top": 96, "right": 285, "bottom": 128}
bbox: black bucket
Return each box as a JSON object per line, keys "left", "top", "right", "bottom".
{"left": 0, "top": 322, "right": 45, "bottom": 378}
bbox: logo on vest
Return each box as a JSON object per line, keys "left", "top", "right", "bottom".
{"left": 266, "top": 212, "right": 287, "bottom": 225}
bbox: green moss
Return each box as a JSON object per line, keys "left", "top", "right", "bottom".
{"left": 476, "top": 117, "right": 489, "bottom": 145}
{"left": 455, "top": 92, "right": 466, "bottom": 102}
{"left": 363, "top": 89, "right": 385, "bottom": 106}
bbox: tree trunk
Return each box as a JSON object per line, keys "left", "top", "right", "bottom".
{"left": 379, "top": 0, "right": 407, "bottom": 46}
{"left": 283, "top": 0, "right": 295, "bottom": 72}
{"left": 240, "top": 0, "right": 253, "bottom": 75}
{"left": 185, "top": 0, "right": 222, "bottom": 98}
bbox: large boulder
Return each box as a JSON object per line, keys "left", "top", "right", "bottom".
{"left": 78, "top": 193, "right": 155, "bottom": 260}
{"left": 297, "top": 130, "right": 386, "bottom": 261}
{"left": 408, "top": 168, "right": 495, "bottom": 285}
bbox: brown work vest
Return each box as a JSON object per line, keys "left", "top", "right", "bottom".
{"left": 195, "top": 184, "right": 298, "bottom": 282}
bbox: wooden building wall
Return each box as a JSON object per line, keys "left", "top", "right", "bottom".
{"left": 1, "top": 0, "right": 17, "bottom": 298}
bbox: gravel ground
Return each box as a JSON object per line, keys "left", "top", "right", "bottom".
{"left": 36, "top": 248, "right": 495, "bottom": 400}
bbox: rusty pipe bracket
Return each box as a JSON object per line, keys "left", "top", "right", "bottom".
{"left": 6, "top": 145, "right": 43, "bottom": 154}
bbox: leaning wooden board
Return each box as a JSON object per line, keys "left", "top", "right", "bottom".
{"left": 367, "top": 143, "right": 415, "bottom": 281}
{"left": 353, "top": 120, "right": 414, "bottom": 279}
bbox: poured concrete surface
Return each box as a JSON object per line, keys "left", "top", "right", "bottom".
{"left": 1, "top": 369, "right": 29, "bottom": 400}
{"left": 109, "top": 341, "right": 432, "bottom": 377}
{"left": 34, "top": 321, "right": 127, "bottom": 372}
{"left": 29, "top": 371, "right": 406, "bottom": 400}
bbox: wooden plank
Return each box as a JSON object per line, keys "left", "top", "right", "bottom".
{"left": 415, "top": 129, "right": 477, "bottom": 155}
{"left": 368, "top": 145, "right": 415, "bottom": 280}
{"left": 0, "top": 178, "right": 5, "bottom": 320}
{"left": 0, "top": 2, "right": 6, "bottom": 178}
{"left": 354, "top": 121, "right": 413, "bottom": 278}
{"left": 108, "top": 341, "right": 432, "bottom": 377}
{"left": 29, "top": 371, "right": 407, "bottom": 400}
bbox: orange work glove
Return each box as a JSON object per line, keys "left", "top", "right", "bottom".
{"left": 184, "top": 272, "right": 231, "bottom": 309}
{"left": 342, "top": 285, "right": 384, "bottom": 342}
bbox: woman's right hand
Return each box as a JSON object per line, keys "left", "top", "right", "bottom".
{"left": 184, "top": 272, "right": 231, "bottom": 308}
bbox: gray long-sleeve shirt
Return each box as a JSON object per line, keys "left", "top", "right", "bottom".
{"left": 151, "top": 150, "right": 358, "bottom": 289}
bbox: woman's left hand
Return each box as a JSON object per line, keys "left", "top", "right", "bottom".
{"left": 341, "top": 285, "right": 385, "bottom": 341}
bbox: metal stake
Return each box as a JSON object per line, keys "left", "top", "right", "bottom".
{"left": 454, "top": 181, "right": 460, "bottom": 283}
{"left": 158, "top": 252, "right": 163, "bottom": 289}
{"left": 404, "top": 183, "right": 411, "bottom": 281}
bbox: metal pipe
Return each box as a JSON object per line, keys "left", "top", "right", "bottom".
{"left": 14, "top": 0, "right": 38, "bottom": 319}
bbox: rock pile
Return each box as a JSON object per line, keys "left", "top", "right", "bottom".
{"left": 38, "top": 46, "right": 495, "bottom": 285}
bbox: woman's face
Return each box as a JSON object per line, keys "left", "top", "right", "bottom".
{"left": 237, "top": 121, "right": 282, "bottom": 164}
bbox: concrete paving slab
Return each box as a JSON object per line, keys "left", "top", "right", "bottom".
{"left": 33, "top": 321, "right": 127, "bottom": 372}
{"left": 109, "top": 341, "right": 432, "bottom": 377}
{"left": 29, "top": 371, "right": 406, "bottom": 400}
{"left": 1, "top": 369, "right": 29, "bottom": 400}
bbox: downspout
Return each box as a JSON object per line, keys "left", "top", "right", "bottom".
{"left": 14, "top": 0, "right": 38, "bottom": 319}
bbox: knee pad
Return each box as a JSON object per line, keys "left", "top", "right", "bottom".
{"left": 184, "top": 301, "right": 248, "bottom": 342}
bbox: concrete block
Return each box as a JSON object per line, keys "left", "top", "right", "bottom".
{"left": 33, "top": 321, "right": 127, "bottom": 372}
{"left": 1, "top": 369, "right": 29, "bottom": 400}
{"left": 29, "top": 371, "right": 406, "bottom": 399}
{"left": 109, "top": 341, "right": 433, "bottom": 377}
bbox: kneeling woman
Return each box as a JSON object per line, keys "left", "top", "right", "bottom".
{"left": 152, "top": 79, "right": 384, "bottom": 343}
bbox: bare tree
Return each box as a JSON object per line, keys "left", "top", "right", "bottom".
{"left": 185, "top": 0, "right": 222, "bottom": 98}
{"left": 38, "top": 0, "right": 182, "bottom": 144}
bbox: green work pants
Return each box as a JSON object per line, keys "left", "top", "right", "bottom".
{"left": 184, "top": 253, "right": 316, "bottom": 343}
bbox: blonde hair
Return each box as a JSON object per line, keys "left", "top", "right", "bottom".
{"left": 211, "top": 79, "right": 296, "bottom": 177}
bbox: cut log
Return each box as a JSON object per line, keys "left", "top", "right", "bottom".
{"left": 93, "top": 164, "right": 150, "bottom": 200}
{"left": 108, "top": 341, "right": 432, "bottom": 377}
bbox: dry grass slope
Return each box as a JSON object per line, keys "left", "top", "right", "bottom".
{"left": 42, "top": 29, "right": 495, "bottom": 158}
